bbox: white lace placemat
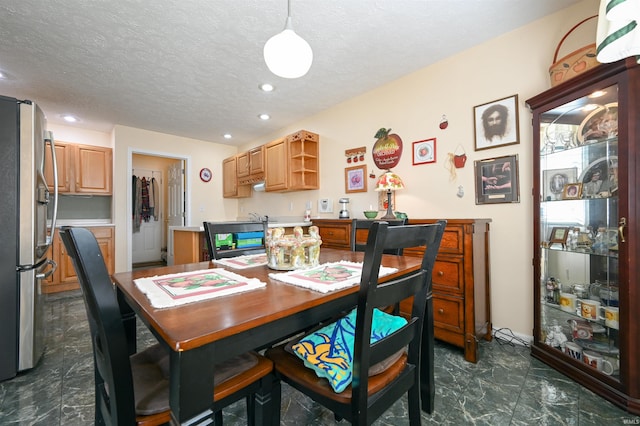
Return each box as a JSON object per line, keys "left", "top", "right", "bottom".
{"left": 134, "top": 268, "right": 266, "bottom": 309}
{"left": 212, "top": 253, "right": 268, "bottom": 269}
{"left": 269, "top": 261, "right": 398, "bottom": 293}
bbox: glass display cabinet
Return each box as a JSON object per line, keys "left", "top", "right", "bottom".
{"left": 527, "top": 57, "right": 639, "bottom": 414}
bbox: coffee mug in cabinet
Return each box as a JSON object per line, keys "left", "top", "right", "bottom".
{"left": 580, "top": 299, "right": 601, "bottom": 320}
{"left": 583, "top": 350, "right": 615, "bottom": 375}
{"left": 564, "top": 341, "right": 582, "bottom": 361}
{"left": 560, "top": 292, "right": 577, "bottom": 313}
{"left": 604, "top": 306, "right": 619, "bottom": 329}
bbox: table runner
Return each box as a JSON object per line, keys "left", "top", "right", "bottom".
{"left": 134, "top": 268, "right": 266, "bottom": 308}
{"left": 213, "top": 253, "right": 268, "bottom": 269}
{"left": 269, "top": 260, "right": 398, "bottom": 293}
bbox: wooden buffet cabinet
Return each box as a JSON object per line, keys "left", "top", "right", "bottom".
{"left": 313, "top": 218, "right": 492, "bottom": 362}
{"left": 44, "top": 226, "right": 115, "bottom": 293}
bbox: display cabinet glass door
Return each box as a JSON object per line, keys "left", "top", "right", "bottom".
{"left": 538, "top": 83, "right": 620, "bottom": 380}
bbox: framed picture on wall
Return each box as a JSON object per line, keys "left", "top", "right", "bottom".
{"left": 474, "top": 154, "right": 520, "bottom": 204}
{"left": 412, "top": 138, "right": 436, "bottom": 165}
{"left": 474, "top": 94, "right": 520, "bottom": 151}
{"left": 345, "top": 164, "right": 367, "bottom": 193}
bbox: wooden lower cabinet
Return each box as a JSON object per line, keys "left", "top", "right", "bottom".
{"left": 312, "top": 218, "right": 492, "bottom": 362}
{"left": 44, "top": 226, "right": 115, "bottom": 293}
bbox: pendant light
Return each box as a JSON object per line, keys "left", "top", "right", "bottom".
{"left": 263, "top": 0, "right": 313, "bottom": 79}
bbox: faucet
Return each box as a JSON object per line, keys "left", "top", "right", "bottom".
{"left": 248, "top": 213, "right": 268, "bottom": 223}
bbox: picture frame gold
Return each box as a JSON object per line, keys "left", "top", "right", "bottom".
{"left": 562, "top": 183, "right": 582, "bottom": 199}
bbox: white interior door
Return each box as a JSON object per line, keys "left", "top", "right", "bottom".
{"left": 132, "top": 169, "right": 163, "bottom": 264}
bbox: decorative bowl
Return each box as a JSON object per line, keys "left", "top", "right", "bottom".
{"left": 363, "top": 210, "right": 378, "bottom": 219}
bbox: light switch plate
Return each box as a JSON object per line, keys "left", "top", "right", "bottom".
{"left": 318, "top": 198, "right": 333, "bottom": 213}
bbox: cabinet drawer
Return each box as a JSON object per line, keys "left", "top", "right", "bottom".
{"left": 432, "top": 257, "right": 463, "bottom": 293}
{"left": 439, "top": 226, "right": 464, "bottom": 254}
{"left": 433, "top": 294, "right": 463, "bottom": 333}
{"left": 89, "top": 227, "right": 113, "bottom": 239}
{"left": 318, "top": 225, "right": 350, "bottom": 247}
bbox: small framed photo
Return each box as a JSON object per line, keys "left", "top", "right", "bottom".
{"left": 542, "top": 167, "right": 578, "bottom": 201}
{"left": 473, "top": 94, "right": 520, "bottom": 151}
{"left": 345, "top": 164, "right": 367, "bottom": 193}
{"left": 549, "top": 227, "right": 569, "bottom": 249}
{"left": 562, "top": 183, "right": 583, "bottom": 199}
{"left": 474, "top": 154, "right": 520, "bottom": 204}
{"left": 412, "top": 138, "right": 436, "bottom": 165}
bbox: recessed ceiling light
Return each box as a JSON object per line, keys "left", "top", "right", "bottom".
{"left": 223, "top": 133, "right": 232, "bottom": 139}
{"left": 62, "top": 115, "right": 79, "bottom": 123}
{"left": 259, "top": 113, "right": 270, "bottom": 120}
{"left": 0, "top": 72, "right": 5, "bottom": 79}
{"left": 259, "top": 83, "right": 274, "bottom": 92}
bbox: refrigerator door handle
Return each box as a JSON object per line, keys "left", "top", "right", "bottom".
{"left": 44, "top": 131, "right": 58, "bottom": 246}
{"left": 35, "top": 259, "right": 57, "bottom": 280}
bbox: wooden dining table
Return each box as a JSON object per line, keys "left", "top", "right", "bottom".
{"left": 112, "top": 248, "right": 432, "bottom": 425}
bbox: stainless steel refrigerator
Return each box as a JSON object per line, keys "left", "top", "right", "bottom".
{"left": 0, "top": 95, "right": 58, "bottom": 381}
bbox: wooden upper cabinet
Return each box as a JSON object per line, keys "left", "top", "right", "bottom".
{"left": 74, "top": 144, "right": 112, "bottom": 194}
{"left": 223, "top": 155, "right": 250, "bottom": 198}
{"left": 44, "top": 140, "right": 112, "bottom": 195}
{"left": 265, "top": 138, "right": 287, "bottom": 192}
{"left": 44, "top": 141, "right": 71, "bottom": 192}
{"left": 236, "top": 151, "right": 250, "bottom": 179}
{"left": 265, "top": 130, "right": 319, "bottom": 192}
{"left": 237, "top": 145, "right": 265, "bottom": 185}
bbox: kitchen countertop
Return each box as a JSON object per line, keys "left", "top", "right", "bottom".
{"left": 171, "top": 221, "right": 313, "bottom": 232}
{"left": 50, "top": 219, "right": 114, "bottom": 227}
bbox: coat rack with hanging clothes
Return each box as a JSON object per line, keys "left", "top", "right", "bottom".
{"left": 132, "top": 170, "right": 160, "bottom": 233}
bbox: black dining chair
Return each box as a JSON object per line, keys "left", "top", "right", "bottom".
{"left": 351, "top": 218, "right": 407, "bottom": 255}
{"left": 59, "top": 226, "right": 274, "bottom": 426}
{"left": 203, "top": 220, "right": 269, "bottom": 260}
{"left": 266, "top": 220, "right": 446, "bottom": 425}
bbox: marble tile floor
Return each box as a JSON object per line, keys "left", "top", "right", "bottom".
{"left": 1, "top": 290, "right": 638, "bottom": 426}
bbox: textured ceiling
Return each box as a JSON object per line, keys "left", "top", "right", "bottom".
{"left": 0, "top": 0, "right": 580, "bottom": 146}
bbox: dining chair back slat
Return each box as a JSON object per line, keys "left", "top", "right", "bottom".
{"left": 350, "top": 218, "right": 407, "bottom": 255}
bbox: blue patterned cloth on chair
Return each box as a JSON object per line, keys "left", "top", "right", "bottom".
{"left": 291, "top": 308, "right": 407, "bottom": 393}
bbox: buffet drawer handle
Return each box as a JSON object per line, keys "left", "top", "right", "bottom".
{"left": 437, "top": 271, "right": 444, "bottom": 276}
{"left": 438, "top": 308, "right": 444, "bottom": 314}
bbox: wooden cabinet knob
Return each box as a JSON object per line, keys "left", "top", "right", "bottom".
{"left": 438, "top": 308, "right": 444, "bottom": 314}
{"left": 437, "top": 271, "right": 444, "bottom": 276}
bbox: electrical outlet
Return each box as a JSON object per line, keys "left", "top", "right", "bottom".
{"left": 318, "top": 198, "right": 333, "bottom": 213}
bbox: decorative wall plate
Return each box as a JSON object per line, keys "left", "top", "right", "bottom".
{"left": 199, "top": 167, "right": 212, "bottom": 182}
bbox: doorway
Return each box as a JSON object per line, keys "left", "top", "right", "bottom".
{"left": 128, "top": 151, "right": 188, "bottom": 270}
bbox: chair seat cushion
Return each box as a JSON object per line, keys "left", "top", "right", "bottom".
{"left": 288, "top": 308, "right": 407, "bottom": 393}
{"left": 131, "top": 344, "right": 261, "bottom": 416}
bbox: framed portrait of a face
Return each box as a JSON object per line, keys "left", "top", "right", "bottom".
{"left": 474, "top": 94, "right": 520, "bottom": 151}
